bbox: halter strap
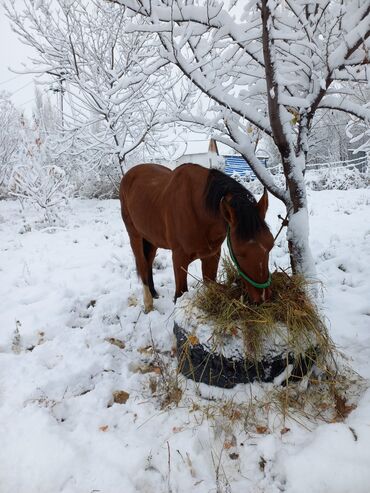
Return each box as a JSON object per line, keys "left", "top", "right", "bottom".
{"left": 226, "top": 226, "right": 272, "bottom": 289}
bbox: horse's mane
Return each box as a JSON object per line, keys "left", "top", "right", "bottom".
{"left": 205, "top": 169, "right": 268, "bottom": 240}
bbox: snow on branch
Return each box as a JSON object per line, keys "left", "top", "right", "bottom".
{"left": 319, "top": 96, "right": 370, "bottom": 122}
{"left": 5, "top": 0, "right": 179, "bottom": 170}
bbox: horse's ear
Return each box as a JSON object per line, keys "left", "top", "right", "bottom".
{"left": 220, "top": 197, "right": 237, "bottom": 226}
{"left": 256, "top": 188, "right": 268, "bottom": 219}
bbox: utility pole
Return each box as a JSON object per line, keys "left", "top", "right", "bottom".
{"left": 50, "top": 71, "right": 66, "bottom": 130}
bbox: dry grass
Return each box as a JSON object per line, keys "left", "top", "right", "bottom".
{"left": 175, "top": 260, "right": 366, "bottom": 429}
{"left": 187, "top": 369, "right": 365, "bottom": 434}
{"left": 192, "top": 259, "right": 333, "bottom": 364}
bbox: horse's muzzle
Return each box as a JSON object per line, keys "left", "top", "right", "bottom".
{"left": 244, "top": 285, "right": 272, "bottom": 305}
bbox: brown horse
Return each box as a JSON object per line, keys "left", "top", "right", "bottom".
{"left": 120, "top": 163, "right": 274, "bottom": 312}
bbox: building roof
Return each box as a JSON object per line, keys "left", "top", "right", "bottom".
{"left": 179, "top": 139, "right": 236, "bottom": 157}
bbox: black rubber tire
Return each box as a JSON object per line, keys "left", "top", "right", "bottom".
{"left": 174, "top": 322, "right": 315, "bottom": 389}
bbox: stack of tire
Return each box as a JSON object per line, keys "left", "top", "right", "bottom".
{"left": 174, "top": 296, "right": 316, "bottom": 389}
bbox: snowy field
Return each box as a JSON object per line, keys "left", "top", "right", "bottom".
{"left": 1, "top": 188, "right": 370, "bottom": 493}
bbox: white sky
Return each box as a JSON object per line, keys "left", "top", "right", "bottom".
{"left": 0, "top": 4, "right": 42, "bottom": 113}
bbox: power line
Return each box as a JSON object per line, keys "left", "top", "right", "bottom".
{"left": 11, "top": 79, "right": 34, "bottom": 96}
{"left": 18, "top": 96, "right": 35, "bottom": 107}
{"left": 0, "top": 74, "right": 23, "bottom": 86}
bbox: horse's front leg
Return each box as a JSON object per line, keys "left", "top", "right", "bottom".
{"left": 172, "top": 250, "right": 191, "bottom": 303}
{"left": 201, "top": 249, "right": 221, "bottom": 283}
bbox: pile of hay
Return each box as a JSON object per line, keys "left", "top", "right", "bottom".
{"left": 173, "top": 260, "right": 366, "bottom": 425}
{"left": 192, "top": 259, "right": 333, "bottom": 367}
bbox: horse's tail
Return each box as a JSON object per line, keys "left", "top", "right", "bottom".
{"left": 120, "top": 179, "right": 151, "bottom": 276}
{"left": 119, "top": 178, "right": 126, "bottom": 223}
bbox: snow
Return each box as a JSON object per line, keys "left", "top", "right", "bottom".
{"left": 1, "top": 188, "right": 370, "bottom": 493}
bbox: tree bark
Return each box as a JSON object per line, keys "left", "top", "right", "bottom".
{"left": 283, "top": 153, "right": 315, "bottom": 276}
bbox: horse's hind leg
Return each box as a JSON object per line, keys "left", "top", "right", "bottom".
{"left": 121, "top": 201, "right": 154, "bottom": 313}
{"left": 128, "top": 235, "right": 154, "bottom": 313}
{"left": 123, "top": 224, "right": 154, "bottom": 312}
{"left": 143, "top": 239, "right": 159, "bottom": 299}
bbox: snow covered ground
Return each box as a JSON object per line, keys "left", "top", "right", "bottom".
{"left": 0, "top": 188, "right": 369, "bottom": 493}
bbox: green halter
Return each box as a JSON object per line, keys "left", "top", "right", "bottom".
{"left": 226, "top": 226, "right": 272, "bottom": 289}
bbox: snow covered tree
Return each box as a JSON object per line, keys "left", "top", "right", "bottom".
{"left": 33, "top": 88, "right": 59, "bottom": 138}
{"left": 347, "top": 86, "right": 370, "bottom": 158}
{"left": 307, "top": 111, "right": 352, "bottom": 164}
{"left": 110, "top": 0, "right": 370, "bottom": 274}
{"left": 5, "top": 0, "right": 178, "bottom": 176}
{"left": 9, "top": 157, "right": 70, "bottom": 224}
{"left": 7, "top": 110, "right": 71, "bottom": 223}
{"left": 0, "top": 92, "right": 21, "bottom": 197}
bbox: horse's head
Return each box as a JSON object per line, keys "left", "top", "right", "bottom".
{"left": 221, "top": 189, "right": 274, "bottom": 304}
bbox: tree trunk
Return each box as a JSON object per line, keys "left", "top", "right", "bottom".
{"left": 287, "top": 205, "right": 315, "bottom": 276}
{"left": 283, "top": 154, "right": 315, "bottom": 276}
